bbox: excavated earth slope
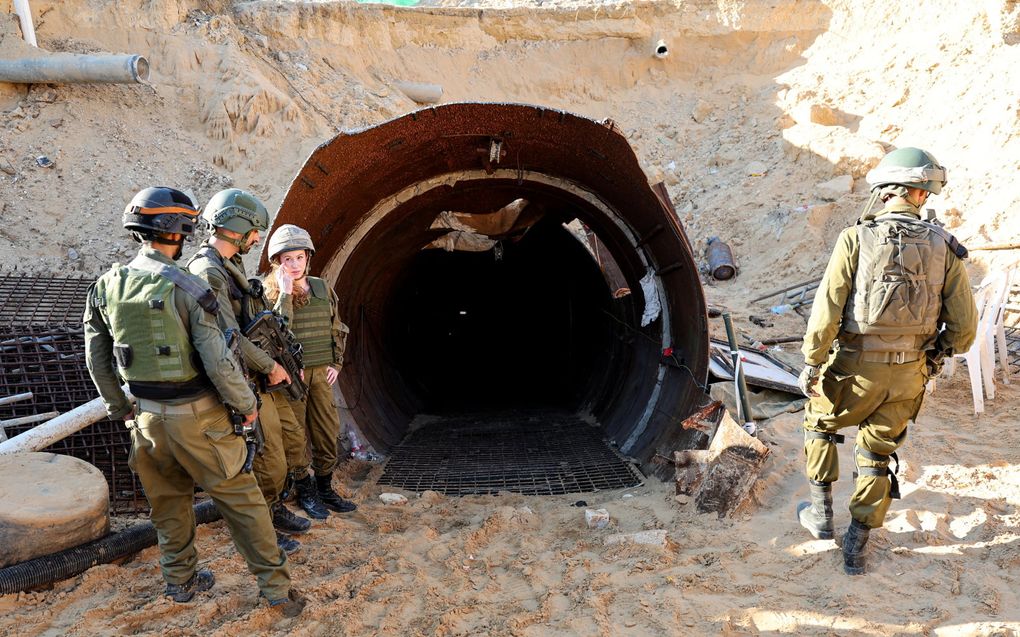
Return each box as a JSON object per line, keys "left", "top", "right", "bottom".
{"left": 1, "top": 1, "right": 1019, "bottom": 635}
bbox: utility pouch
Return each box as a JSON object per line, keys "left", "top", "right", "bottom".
{"left": 113, "top": 343, "right": 134, "bottom": 369}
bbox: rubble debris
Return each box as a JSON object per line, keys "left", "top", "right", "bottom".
{"left": 379, "top": 493, "right": 409, "bottom": 505}
{"left": 674, "top": 411, "right": 770, "bottom": 517}
{"left": 603, "top": 529, "right": 668, "bottom": 547}
{"left": 816, "top": 174, "right": 854, "bottom": 201}
{"left": 585, "top": 508, "right": 610, "bottom": 529}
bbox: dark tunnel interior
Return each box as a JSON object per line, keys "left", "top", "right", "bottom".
{"left": 387, "top": 218, "right": 617, "bottom": 413}
{"left": 269, "top": 103, "right": 711, "bottom": 481}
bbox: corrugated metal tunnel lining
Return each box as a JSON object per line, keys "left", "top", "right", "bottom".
{"left": 267, "top": 103, "right": 711, "bottom": 477}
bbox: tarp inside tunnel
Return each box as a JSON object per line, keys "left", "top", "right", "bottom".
{"left": 264, "top": 102, "right": 713, "bottom": 477}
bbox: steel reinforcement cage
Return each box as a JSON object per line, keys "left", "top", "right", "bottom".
{"left": 0, "top": 274, "right": 147, "bottom": 513}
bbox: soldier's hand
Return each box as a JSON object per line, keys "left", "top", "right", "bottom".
{"left": 243, "top": 409, "right": 259, "bottom": 427}
{"left": 268, "top": 362, "right": 291, "bottom": 386}
{"left": 798, "top": 364, "right": 822, "bottom": 397}
{"left": 275, "top": 267, "right": 294, "bottom": 295}
{"left": 326, "top": 365, "right": 339, "bottom": 385}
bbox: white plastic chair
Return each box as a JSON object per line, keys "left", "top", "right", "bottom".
{"left": 990, "top": 268, "right": 1015, "bottom": 385}
{"left": 944, "top": 270, "right": 1011, "bottom": 413}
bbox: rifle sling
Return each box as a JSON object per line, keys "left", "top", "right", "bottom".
{"left": 129, "top": 254, "right": 220, "bottom": 315}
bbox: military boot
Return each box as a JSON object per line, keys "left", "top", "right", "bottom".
{"left": 842, "top": 519, "right": 870, "bottom": 575}
{"left": 272, "top": 502, "right": 311, "bottom": 534}
{"left": 265, "top": 589, "right": 306, "bottom": 618}
{"left": 796, "top": 480, "right": 834, "bottom": 540}
{"left": 165, "top": 568, "right": 215, "bottom": 603}
{"left": 276, "top": 531, "right": 301, "bottom": 554}
{"left": 316, "top": 473, "right": 357, "bottom": 513}
{"left": 295, "top": 474, "right": 330, "bottom": 520}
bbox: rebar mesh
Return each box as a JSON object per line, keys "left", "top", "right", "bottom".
{"left": 0, "top": 274, "right": 93, "bottom": 325}
{"left": 0, "top": 277, "right": 146, "bottom": 513}
{"left": 378, "top": 411, "right": 643, "bottom": 496}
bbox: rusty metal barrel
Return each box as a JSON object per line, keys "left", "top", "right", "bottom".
{"left": 706, "top": 236, "right": 737, "bottom": 280}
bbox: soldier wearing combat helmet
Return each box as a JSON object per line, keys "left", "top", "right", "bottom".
{"left": 795, "top": 148, "right": 978, "bottom": 574}
{"left": 264, "top": 224, "right": 357, "bottom": 518}
{"left": 186, "top": 188, "right": 314, "bottom": 553}
{"left": 83, "top": 187, "right": 303, "bottom": 615}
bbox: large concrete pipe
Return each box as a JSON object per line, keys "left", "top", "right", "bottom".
{"left": 265, "top": 103, "right": 711, "bottom": 476}
{"left": 0, "top": 53, "right": 149, "bottom": 84}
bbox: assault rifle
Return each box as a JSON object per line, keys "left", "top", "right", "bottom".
{"left": 243, "top": 309, "right": 308, "bottom": 401}
{"left": 224, "top": 328, "right": 265, "bottom": 473}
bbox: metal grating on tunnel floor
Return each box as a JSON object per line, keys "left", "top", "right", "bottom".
{"left": 377, "top": 411, "right": 644, "bottom": 496}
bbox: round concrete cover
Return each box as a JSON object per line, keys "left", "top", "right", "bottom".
{"left": 0, "top": 452, "right": 110, "bottom": 568}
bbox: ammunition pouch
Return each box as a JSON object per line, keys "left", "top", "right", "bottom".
{"left": 113, "top": 343, "right": 133, "bottom": 369}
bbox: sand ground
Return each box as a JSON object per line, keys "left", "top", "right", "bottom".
{"left": 1, "top": 0, "right": 1019, "bottom": 634}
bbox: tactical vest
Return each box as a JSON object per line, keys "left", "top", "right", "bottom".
{"left": 95, "top": 263, "right": 208, "bottom": 399}
{"left": 840, "top": 215, "right": 946, "bottom": 352}
{"left": 289, "top": 277, "right": 334, "bottom": 368}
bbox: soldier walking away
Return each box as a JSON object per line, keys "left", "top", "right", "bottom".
{"left": 795, "top": 148, "right": 978, "bottom": 575}
{"left": 264, "top": 224, "right": 358, "bottom": 518}
{"left": 83, "top": 187, "right": 304, "bottom": 616}
{"left": 186, "top": 188, "right": 313, "bottom": 554}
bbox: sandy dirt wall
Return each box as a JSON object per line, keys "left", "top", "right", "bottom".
{"left": 0, "top": 1, "right": 1019, "bottom": 634}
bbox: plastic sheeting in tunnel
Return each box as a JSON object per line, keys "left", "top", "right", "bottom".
{"left": 264, "top": 103, "right": 712, "bottom": 476}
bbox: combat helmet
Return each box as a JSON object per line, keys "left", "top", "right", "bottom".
{"left": 268, "top": 224, "right": 316, "bottom": 262}
{"left": 202, "top": 188, "right": 270, "bottom": 254}
{"left": 123, "top": 187, "right": 200, "bottom": 259}
{"left": 866, "top": 147, "right": 948, "bottom": 195}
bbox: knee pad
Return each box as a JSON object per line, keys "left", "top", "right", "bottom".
{"left": 854, "top": 445, "right": 900, "bottom": 500}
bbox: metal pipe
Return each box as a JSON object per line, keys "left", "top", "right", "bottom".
{"left": 0, "top": 392, "right": 33, "bottom": 407}
{"left": 13, "top": 0, "right": 37, "bottom": 47}
{"left": 0, "top": 53, "right": 149, "bottom": 84}
{"left": 394, "top": 81, "right": 442, "bottom": 104}
{"left": 969, "top": 242, "right": 1020, "bottom": 252}
{"left": 722, "top": 313, "right": 755, "bottom": 436}
{"left": 750, "top": 277, "right": 822, "bottom": 304}
{"left": 0, "top": 387, "right": 130, "bottom": 455}
{"left": 0, "top": 412, "right": 59, "bottom": 428}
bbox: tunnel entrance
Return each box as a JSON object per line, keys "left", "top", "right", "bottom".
{"left": 267, "top": 103, "right": 712, "bottom": 483}
{"left": 390, "top": 218, "right": 614, "bottom": 413}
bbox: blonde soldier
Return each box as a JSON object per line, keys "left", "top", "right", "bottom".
{"left": 264, "top": 225, "right": 357, "bottom": 515}
{"left": 84, "top": 187, "right": 303, "bottom": 616}
{"left": 186, "top": 189, "right": 312, "bottom": 553}
{"left": 796, "top": 148, "right": 978, "bottom": 575}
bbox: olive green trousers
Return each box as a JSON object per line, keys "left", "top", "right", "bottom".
{"left": 803, "top": 350, "right": 926, "bottom": 529}
{"left": 287, "top": 365, "right": 340, "bottom": 477}
{"left": 251, "top": 391, "right": 286, "bottom": 508}
{"left": 130, "top": 396, "right": 290, "bottom": 600}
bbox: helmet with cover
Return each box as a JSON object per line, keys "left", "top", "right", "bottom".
{"left": 202, "top": 188, "right": 270, "bottom": 254}
{"left": 268, "top": 224, "right": 316, "bottom": 263}
{"left": 866, "top": 147, "right": 948, "bottom": 196}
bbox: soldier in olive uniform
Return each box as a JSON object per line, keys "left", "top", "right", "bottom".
{"left": 796, "top": 148, "right": 978, "bottom": 574}
{"left": 84, "top": 187, "right": 303, "bottom": 616}
{"left": 264, "top": 225, "right": 358, "bottom": 517}
{"left": 185, "top": 189, "right": 312, "bottom": 553}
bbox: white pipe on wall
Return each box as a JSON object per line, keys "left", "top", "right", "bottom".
{"left": 12, "top": 0, "right": 38, "bottom": 47}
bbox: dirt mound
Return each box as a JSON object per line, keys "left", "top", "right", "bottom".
{"left": 1, "top": 1, "right": 1019, "bottom": 635}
